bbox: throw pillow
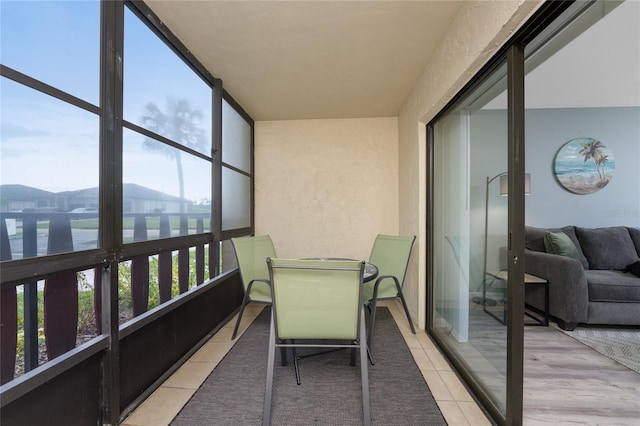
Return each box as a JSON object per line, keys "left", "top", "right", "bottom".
{"left": 544, "top": 231, "right": 579, "bottom": 260}
{"left": 575, "top": 226, "right": 640, "bottom": 270}
{"left": 627, "top": 227, "right": 640, "bottom": 257}
{"left": 624, "top": 260, "right": 640, "bottom": 278}
{"left": 526, "top": 226, "right": 590, "bottom": 268}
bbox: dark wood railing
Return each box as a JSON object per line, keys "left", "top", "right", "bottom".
{"left": 0, "top": 212, "right": 211, "bottom": 385}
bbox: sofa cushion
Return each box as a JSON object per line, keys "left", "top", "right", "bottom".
{"left": 625, "top": 260, "right": 640, "bottom": 278}
{"left": 544, "top": 231, "right": 579, "bottom": 260}
{"left": 525, "top": 226, "right": 589, "bottom": 269}
{"left": 586, "top": 270, "right": 640, "bottom": 303}
{"left": 627, "top": 227, "right": 640, "bottom": 257}
{"left": 576, "top": 226, "right": 640, "bottom": 270}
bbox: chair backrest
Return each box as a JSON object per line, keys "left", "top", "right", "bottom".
{"left": 267, "top": 258, "right": 364, "bottom": 341}
{"left": 367, "top": 234, "right": 416, "bottom": 299}
{"left": 231, "top": 235, "right": 276, "bottom": 302}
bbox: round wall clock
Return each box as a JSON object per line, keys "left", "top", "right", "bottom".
{"left": 553, "top": 137, "right": 615, "bottom": 194}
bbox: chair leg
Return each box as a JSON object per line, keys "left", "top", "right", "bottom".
{"left": 359, "top": 308, "right": 372, "bottom": 426}
{"left": 363, "top": 303, "right": 375, "bottom": 365}
{"left": 397, "top": 291, "right": 416, "bottom": 334}
{"left": 231, "top": 292, "right": 251, "bottom": 340}
{"left": 292, "top": 343, "right": 301, "bottom": 385}
{"left": 367, "top": 298, "right": 378, "bottom": 350}
{"left": 262, "top": 313, "right": 276, "bottom": 426}
{"left": 367, "top": 345, "right": 375, "bottom": 366}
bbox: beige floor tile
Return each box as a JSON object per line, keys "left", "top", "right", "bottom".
{"left": 389, "top": 312, "right": 413, "bottom": 333}
{"left": 421, "top": 369, "right": 455, "bottom": 401}
{"left": 121, "top": 387, "right": 194, "bottom": 426}
{"left": 383, "top": 300, "right": 402, "bottom": 314}
{"left": 416, "top": 331, "right": 437, "bottom": 349}
{"left": 402, "top": 330, "right": 423, "bottom": 349}
{"left": 240, "top": 303, "right": 267, "bottom": 316}
{"left": 410, "top": 347, "right": 436, "bottom": 370}
{"left": 457, "top": 401, "right": 492, "bottom": 425}
{"left": 227, "top": 306, "right": 266, "bottom": 335}
{"left": 437, "top": 400, "right": 471, "bottom": 426}
{"left": 376, "top": 300, "right": 395, "bottom": 308}
{"left": 228, "top": 317, "right": 253, "bottom": 337}
{"left": 425, "top": 347, "right": 452, "bottom": 371}
{"left": 438, "top": 370, "right": 474, "bottom": 401}
{"left": 162, "top": 360, "right": 216, "bottom": 389}
{"left": 190, "top": 340, "right": 234, "bottom": 362}
{"left": 209, "top": 326, "right": 234, "bottom": 341}
{"left": 402, "top": 332, "right": 422, "bottom": 349}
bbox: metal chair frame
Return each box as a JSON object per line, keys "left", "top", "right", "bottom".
{"left": 364, "top": 235, "right": 417, "bottom": 349}
{"left": 262, "top": 258, "right": 371, "bottom": 426}
{"left": 230, "top": 235, "right": 276, "bottom": 340}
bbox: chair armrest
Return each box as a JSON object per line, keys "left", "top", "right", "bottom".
{"left": 248, "top": 278, "right": 271, "bottom": 287}
{"left": 370, "top": 275, "right": 400, "bottom": 301}
{"left": 246, "top": 278, "right": 272, "bottom": 301}
{"left": 524, "top": 249, "right": 588, "bottom": 325}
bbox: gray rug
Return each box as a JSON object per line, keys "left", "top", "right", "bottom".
{"left": 172, "top": 308, "right": 446, "bottom": 425}
{"left": 554, "top": 325, "right": 640, "bottom": 373}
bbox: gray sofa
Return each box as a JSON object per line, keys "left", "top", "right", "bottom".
{"left": 524, "top": 225, "right": 640, "bottom": 330}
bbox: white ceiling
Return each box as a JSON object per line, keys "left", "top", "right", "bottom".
{"left": 485, "top": 0, "right": 640, "bottom": 110}
{"left": 145, "top": 0, "right": 463, "bottom": 121}
{"left": 525, "top": 0, "right": 639, "bottom": 109}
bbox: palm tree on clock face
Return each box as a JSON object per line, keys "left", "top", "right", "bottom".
{"left": 140, "top": 97, "right": 207, "bottom": 212}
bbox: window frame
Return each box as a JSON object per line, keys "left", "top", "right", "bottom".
{"left": 0, "top": 2, "right": 255, "bottom": 413}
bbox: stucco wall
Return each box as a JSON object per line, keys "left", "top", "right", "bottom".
{"left": 255, "top": 117, "right": 399, "bottom": 260}
{"left": 397, "top": 0, "right": 543, "bottom": 328}
{"left": 253, "top": 0, "right": 545, "bottom": 331}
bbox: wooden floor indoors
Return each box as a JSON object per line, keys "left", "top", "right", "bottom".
{"left": 523, "top": 324, "right": 640, "bottom": 425}
{"left": 122, "top": 300, "right": 639, "bottom": 425}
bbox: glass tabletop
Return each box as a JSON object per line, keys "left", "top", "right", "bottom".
{"left": 304, "top": 257, "right": 378, "bottom": 282}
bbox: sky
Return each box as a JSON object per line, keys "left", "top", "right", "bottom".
{"left": 0, "top": 1, "right": 214, "bottom": 202}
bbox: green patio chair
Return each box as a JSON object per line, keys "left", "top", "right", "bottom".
{"left": 363, "top": 234, "right": 416, "bottom": 349}
{"left": 262, "top": 258, "right": 371, "bottom": 426}
{"left": 230, "top": 235, "right": 277, "bottom": 340}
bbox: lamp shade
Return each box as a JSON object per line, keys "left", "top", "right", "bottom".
{"left": 499, "top": 173, "right": 531, "bottom": 195}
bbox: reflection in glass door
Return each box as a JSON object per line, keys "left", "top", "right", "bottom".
{"left": 431, "top": 60, "right": 511, "bottom": 415}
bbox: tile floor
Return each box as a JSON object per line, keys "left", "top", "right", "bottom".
{"left": 122, "top": 300, "right": 492, "bottom": 426}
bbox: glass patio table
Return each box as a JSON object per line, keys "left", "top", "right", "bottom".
{"left": 304, "top": 257, "right": 378, "bottom": 282}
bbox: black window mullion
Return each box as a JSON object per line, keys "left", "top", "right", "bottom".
{"left": 125, "top": 0, "right": 216, "bottom": 88}
{"left": 0, "top": 65, "right": 101, "bottom": 116}
{"left": 211, "top": 79, "right": 223, "bottom": 277}
{"left": 123, "top": 120, "right": 212, "bottom": 162}
{"left": 505, "top": 42, "right": 526, "bottom": 426}
{"left": 100, "top": 0, "right": 124, "bottom": 423}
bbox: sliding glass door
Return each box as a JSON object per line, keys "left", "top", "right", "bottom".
{"left": 430, "top": 59, "right": 515, "bottom": 417}
{"left": 428, "top": 1, "right": 638, "bottom": 424}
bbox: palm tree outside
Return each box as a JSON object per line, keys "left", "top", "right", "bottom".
{"left": 140, "top": 96, "right": 207, "bottom": 212}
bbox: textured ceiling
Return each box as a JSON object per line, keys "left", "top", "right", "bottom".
{"left": 145, "top": 1, "right": 463, "bottom": 121}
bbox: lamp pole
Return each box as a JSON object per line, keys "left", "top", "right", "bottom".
{"left": 482, "top": 172, "right": 530, "bottom": 303}
{"left": 483, "top": 172, "right": 508, "bottom": 304}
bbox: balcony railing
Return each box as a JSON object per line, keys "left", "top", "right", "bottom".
{"left": 0, "top": 211, "right": 213, "bottom": 385}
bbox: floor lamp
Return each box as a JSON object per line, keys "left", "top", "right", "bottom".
{"left": 481, "top": 172, "right": 531, "bottom": 304}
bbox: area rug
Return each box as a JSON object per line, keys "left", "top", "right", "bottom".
{"left": 554, "top": 325, "right": 640, "bottom": 373}
{"left": 172, "top": 307, "right": 446, "bottom": 425}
